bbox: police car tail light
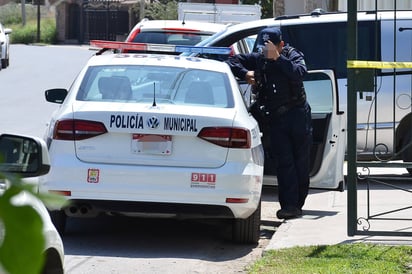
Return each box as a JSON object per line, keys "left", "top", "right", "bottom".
{"left": 127, "top": 28, "right": 141, "bottom": 42}
{"left": 198, "top": 127, "right": 251, "bottom": 149}
{"left": 53, "top": 119, "right": 107, "bottom": 141}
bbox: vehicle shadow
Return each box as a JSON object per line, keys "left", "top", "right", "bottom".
{"left": 62, "top": 187, "right": 280, "bottom": 261}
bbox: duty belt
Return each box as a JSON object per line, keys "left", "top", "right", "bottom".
{"left": 274, "top": 100, "right": 306, "bottom": 116}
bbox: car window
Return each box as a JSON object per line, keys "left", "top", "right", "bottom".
{"left": 281, "top": 21, "right": 377, "bottom": 79}
{"left": 245, "top": 35, "right": 257, "bottom": 52}
{"left": 303, "top": 72, "right": 334, "bottom": 113}
{"left": 132, "top": 32, "right": 211, "bottom": 46}
{"left": 76, "top": 65, "right": 234, "bottom": 108}
{"left": 381, "top": 19, "right": 412, "bottom": 72}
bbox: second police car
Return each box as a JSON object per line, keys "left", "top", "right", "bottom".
{"left": 39, "top": 42, "right": 264, "bottom": 244}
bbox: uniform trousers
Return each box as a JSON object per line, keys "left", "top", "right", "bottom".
{"left": 270, "top": 102, "right": 312, "bottom": 210}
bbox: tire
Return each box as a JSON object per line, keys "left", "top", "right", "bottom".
{"left": 1, "top": 59, "right": 6, "bottom": 69}
{"left": 232, "top": 201, "right": 261, "bottom": 244}
{"left": 49, "top": 210, "right": 67, "bottom": 236}
{"left": 42, "top": 248, "right": 64, "bottom": 274}
{"left": 400, "top": 131, "right": 412, "bottom": 175}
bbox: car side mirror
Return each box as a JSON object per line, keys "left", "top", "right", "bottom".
{"left": 0, "top": 134, "right": 50, "bottom": 177}
{"left": 45, "top": 88, "right": 68, "bottom": 104}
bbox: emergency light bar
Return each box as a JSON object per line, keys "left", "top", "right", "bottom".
{"left": 90, "top": 40, "right": 232, "bottom": 55}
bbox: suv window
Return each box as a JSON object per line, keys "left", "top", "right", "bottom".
{"left": 282, "top": 21, "right": 378, "bottom": 79}
{"left": 304, "top": 72, "right": 334, "bottom": 113}
{"left": 381, "top": 19, "right": 412, "bottom": 73}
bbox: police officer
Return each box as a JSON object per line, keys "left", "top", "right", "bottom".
{"left": 226, "top": 27, "right": 312, "bottom": 220}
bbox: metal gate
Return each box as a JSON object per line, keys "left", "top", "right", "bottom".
{"left": 82, "top": 0, "right": 129, "bottom": 42}
{"left": 346, "top": 1, "right": 412, "bottom": 237}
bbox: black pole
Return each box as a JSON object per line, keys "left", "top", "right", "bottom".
{"left": 347, "top": 0, "right": 358, "bottom": 236}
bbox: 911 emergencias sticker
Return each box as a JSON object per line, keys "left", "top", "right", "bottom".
{"left": 190, "top": 173, "right": 216, "bottom": 189}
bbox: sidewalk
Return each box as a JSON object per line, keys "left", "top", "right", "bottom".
{"left": 265, "top": 176, "right": 412, "bottom": 251}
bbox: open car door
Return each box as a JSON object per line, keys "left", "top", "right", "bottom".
{"left": 245, "top": 69, "right": 346, "bottom": 191}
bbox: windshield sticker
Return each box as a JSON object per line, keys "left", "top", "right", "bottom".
{"left": 164, "top": 116, "right": 198, "bottom": 132}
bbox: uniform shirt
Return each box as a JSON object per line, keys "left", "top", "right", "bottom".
{"left": 226, "top": 45, "right": 307, "bottom": 111}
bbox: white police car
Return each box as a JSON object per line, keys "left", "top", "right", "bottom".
{"left": 39, "top": 42, "right": 264, "bottom": 244}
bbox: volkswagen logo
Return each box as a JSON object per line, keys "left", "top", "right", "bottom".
{"left": 147, "top": 116, "right": 160, "bottom": 129}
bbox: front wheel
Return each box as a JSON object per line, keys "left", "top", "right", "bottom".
{"left": 232, "top": 201, "right": 261, "bottom": 244}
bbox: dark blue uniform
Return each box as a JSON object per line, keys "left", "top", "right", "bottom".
{"left": 226, "top": 45, "right": 313, "bottom": 218}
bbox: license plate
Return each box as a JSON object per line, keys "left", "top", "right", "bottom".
{"left": 131, "top": 134, "right": 172, "bottom": 155}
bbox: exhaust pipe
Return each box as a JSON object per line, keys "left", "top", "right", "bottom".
{"left": 65, "top": 204, "right": 98, "bottom": 217}
{"left": 80, "top": 205, "right": 90, "bottom": 215}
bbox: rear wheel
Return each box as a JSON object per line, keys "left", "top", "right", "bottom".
{"left": 49, "top": 210, "right": 67, "bottom": 236}
{"left": 232, "top": 201, "right": 261, "bottom": 244}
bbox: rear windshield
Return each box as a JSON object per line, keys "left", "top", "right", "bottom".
{"left": 76, "top": 65, "right": 234, "bottom": 108}
{"left": 132, "top": 32, "right": 213, "bottom": 46}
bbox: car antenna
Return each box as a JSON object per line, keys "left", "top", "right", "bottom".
{"left": 152, "top": 82, "right": 157, "bottom": 107}
{"left": 182, "top": 13, "right": 186, "bottom": 25}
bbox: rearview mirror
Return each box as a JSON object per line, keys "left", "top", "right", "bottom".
{"left": 0, "top": 134, "right": 50, "bottom": 177}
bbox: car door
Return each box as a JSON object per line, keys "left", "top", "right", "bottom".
{"left": 238, "top": 69, "right": 345, "bottom": 190}
{"left": 303, "top": 70, "right": 346, "bottom": 190}
{"left": 243, "top": 69, "right": 344, "bottom": 190}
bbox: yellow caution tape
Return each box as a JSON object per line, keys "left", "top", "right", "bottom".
{"left": 347, "top": 60, "right": 412, "bottom": 69}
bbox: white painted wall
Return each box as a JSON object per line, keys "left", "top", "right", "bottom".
{"left": 338, "top": 0, "right": 412, "bottom": 11}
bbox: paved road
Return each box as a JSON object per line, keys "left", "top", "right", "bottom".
{"left": 0, "top": 44, "right": 93, "bottom": 137}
